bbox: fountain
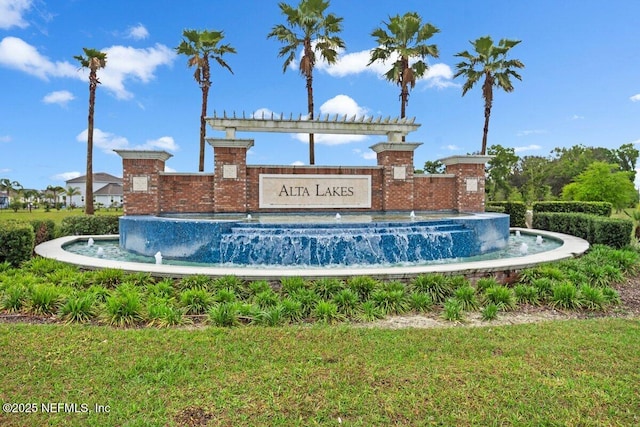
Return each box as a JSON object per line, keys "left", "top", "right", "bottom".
{"left": 536, "top": 235, "right": 544, "bottom": 245}
{"left": 519, "top": 243, "right": 529, "bottom": 255}
{"left": 154, "top": 251, "right": 163, "bottom": 265}
{"left": 87, "top": 237, "right": 94, "bottom": 247}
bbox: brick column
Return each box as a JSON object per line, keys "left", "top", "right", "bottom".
{"left": 370, "top": 142, "right": 422, "bottom": 211}
{"left": 115, "top": 150, "right": 172, "bottom": 215}
{"left": 207, "top": 138, "right": 254, "bottom": 213}
{"left": 440, "top": 155, "right": 492, "bottom": 212}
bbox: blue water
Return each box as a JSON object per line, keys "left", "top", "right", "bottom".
{"left": 64, "top": 232, "right": 561, "bottom": 269}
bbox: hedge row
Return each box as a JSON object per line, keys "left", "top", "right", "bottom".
{"left": 0, "top": 222, "right": 35, "bottom": 266}
{"left": 533, "top": 212, "right": 632, "bottom": 248}
{"left": 532, "top": 201, "right": 612, "bottom": 217}
{"left": 60, "top": 216, "right": 120, "bottom": 236}
{"left": 485, "top": 201, "right": 526, "bottom": 227}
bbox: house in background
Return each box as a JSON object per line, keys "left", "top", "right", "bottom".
{"left": 65, "top": 173, "right": 123, "bottom": 208}
{"left": 0, "top": 191, "right": 8, "bottom": 209}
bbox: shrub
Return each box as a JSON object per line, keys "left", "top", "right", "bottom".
{"left": 254, "top": 306, "right": 285, "bottom": 327}
{"left": 486, "top": 201, "right": 527, "bottom": 227}
{"left": 481, "top": 303, "right": 499, "bottom": 321}
{"left": 454, "top": 285, "right": 478, "bottom": 311}
{"left": 484, "top": 285, "right": 517, "bottom": 311}
{"left": 30, "top": 219, "right": 56, "bottom": 245}
{"left": 312, "top": 278, "right": 344, "bottom": 300}
{"left": 533, "top": 212, "right": 632, "bottom": 248}
{"left": 532, "top": 201, "right": 612, "bottom": 217}
{"left": 59, "top": 291, "right": 97, "bottom": 323}
{"left": 442, "top": 298, "right": 463, "bottom": 321}
{"left": 409, "top": 292, "right": 432, "bottom": 312}
{"left": 514, "top": 285, "right": 540, "bottom": 305}
{"left": 579, "top": 285, "right": 606, "bottom": 311}
{"left": 550, "top": 282, "right": 581, "bottom": 310}
{"left": 208, "top": 303, "right": 239, "bottom": 327}
{"left": 28, "top": 284, "right": 61, "bottom": 315}
{"left": 103, "top": 286, "right": 143, "bottom": 326}
{"left": 347, "top": 276, "right": 379, "bottom": 300}
{"left": 412, "top": 274, "right": 452, "bottom": 303}
{"left": 59, "top": 216, "right": 119, "bottom": 236}
{"left": 332, "top": 288, "right": 360, "bottom": 318}
{"left": 179, "top": 289, "right": 213, "bottom": 315}
{"left": 0, "top": 222, "right": 34, "bottom": 266}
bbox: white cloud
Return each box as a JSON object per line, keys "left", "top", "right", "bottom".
{"left": 0, "top": 168, "right": 11, "bottom": 173}
{"left": 290, "top": 160, "right": 305, "bottom": 166}
{"left": 0, "top": 37, "right": 175, "bottom": 100}
{"left": 294, "top": 94, "right": 369, "bottom": 145}
{"left": 316, "top": 46, "right": 457, "bottom": 89}
{"left": 571, "top": 114, "right": 585, "bottom": 120}
{"left": 100, "top": 44, "right": 175, "bottom": 99}
{"left": 630, "top": 94, "right": 640, "bottom": 102}
{"left": 517, "top": 129, "right": 546, "bottom": 137}
{"left": 630, "top": 138, "right": 640, "bottom": 145}
{"left": 42, "top": 90, "right": 74, "bottom": 106}
{"left": 0, "top": 36, "right": 77, "bottom": 80}
{"left": 127, "top": 23, "right": 149, "bottom": 40}
{"left": 442, "top": 144, "right": 460, "bottom": 151}
{"left": 51, "top": 171, "right": 81, "bottom": 182}
{"left": 164, "top": 165, "right": 176, "bottom": 173}
{"left": 0, "top": 0, "right": 32, "bottom": 30}
{"left": 514, "top": 144, "right": 542, "bottom": 153}
{"left": 76, "top": 129, "right": 179, "bottom": 154}
{"left": 0, "top": 135, "right": 11, "bottom": 143}
{"left": 353, "top": 148, "right": 376, "bottom": 160}
{"left": 252, "top": 108, "right": 282, "bottom": 119}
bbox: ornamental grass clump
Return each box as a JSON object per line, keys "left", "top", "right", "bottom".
{"left": 59, "top": 291, "right": 96, "bottom": 323}
{"left": 28, "top": 284, "right": 61, "bottom": 315}
{"left": 103, "top": 286, "right": 143, "bottom": 326}
{"left": 332, "top": 288, "right": 360, "bottom": 318}
{"left": 411, "top": 274, "right": 452, "bottom": 303}
{"left": 254, "top": 305, "right": 285, "bottom": 327}
{"left": 370, "top": 289, "right": 409, "bottom": 315}
{"left": 356, "top": 301, "right": 385, "bottom": 322}
{"left": 481, "top": 303, "right": 499, "bottom": 321}
{"left": 550, "top": 282, "right": 581, "bottom": 310}
{"left": 247, "top": 280, "right": 271, "bottom": 296}
{"left": 514, "top": 284, "right": 540, "bottom": 305}
{"left": 208, "top": 303, "right": 239, "bottom": 327}
{"left": 312, "top": 300, "right": 343, "bottom": 324}
{"left": 454, "top": 285, "right": 478, "bottom": 311}
{"left": 313, "top": 278, "right": 345, "bottom": 300}
{"left": 89, "top": 268, "right": 125, "bottom": 288}
{"left": 483, "top": 285, "right": 517, "bottom": 311}
{"left": 347, "top": 276, "right": 379, "bottom": 301}
{"left": 1, "top": 284, "right": 28, "bottom": 312}
{"left": 409, "top": 292, "right": 432, "bottom": 312}
{"left": 280, "top": 276, "right": 307, "bottom": 296}
{"left": 214, "top": 288, "right": 237, "bottom": 304}
{"left": 288, "top": 288, "right": 319, "bottom": 317}
{"left": 179, "top": 288, "right": 213, "bottom": 315}
{"left": 179, "top": 274, "right": 213, "bottom": 292}
{"left": 474, "top": 277, "right": 500, "bottom": 293}
{"left": 146, "top": 279, "right": 175, "bottom": 300}
{"left": 125, "top": 272, "right": 156, "bottom": 287}
{"left": 279, "top": 298, "right": 304, "bottom": 323}
{"left": 442, "top": 298, "right": 464, "bottom": 321}
{"left": 253, "top": 290, "right": 279, "bottom": 309}
{"left": 602, "top": 287, "right": 621, "bottom": 305}
{"left": 578, "top": 284, "right": 606, "bottom": 311}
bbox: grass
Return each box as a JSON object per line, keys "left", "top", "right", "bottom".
{"left": 0, "top": 208, "right": 120, "bottom": 224}
{"left": 0, "top": 319, "right": 638, "bottom": 426}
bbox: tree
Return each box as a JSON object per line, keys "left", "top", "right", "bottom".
{"left": 268, "top": 0, "right": 345, "bottom": 165}
{"left": 512, "top": 155, "right": 551, "bottom": 203}
{"left": 0, "top": 179, "right": 22, "bottom": 200}
{"left": 486, "top": 144, "right": 518, "bottom": 201}
{"left": 562, "top": 162, "right": 636, "bottom": 211}
{"left": 74, "top": 48, "right": 107, "bottom": 216}
{"left": 423, "top": 160, "right": 444, "bottom": 174}
{"left": 65, "top": 186, "right": 81, "bottom": 208}
{"left": 369, "top": 12, "right": 439, "bottom": 121}
{"left": 176, "top": 29, "right": 236, "bottom": 172}
{"left": 454, "top": 36, "right": 524, "bottom": 155}
{"left": 45, "top": 185, "right": 65, "bottom": 209}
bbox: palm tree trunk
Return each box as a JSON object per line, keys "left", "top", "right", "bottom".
{"left": 481, "top": 74, "right": 494, "bottom": 156}
{"left": 85, "top": 70, "right": 96, "bottom": 215}
{"left": 306, "top": 71, "right": 315, "bottom": 165}
{"left": 199, "top": 85, "right": 208, "bottom": 172}
{"left": 481, "top": 104, "right": 491, "bottom": 156}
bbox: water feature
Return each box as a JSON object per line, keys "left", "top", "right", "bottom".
{"left": 117, "top": 212, "right": 510, "bottom": 267}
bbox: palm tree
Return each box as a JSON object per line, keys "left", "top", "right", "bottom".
{"left": 454, "top": 36, "right": 524, "bottom": 155}
{"left": 369, "top": 12, "right": 440, "bottom": 121}
{"left": 176, "top": 29, "right": 236, "bottom": 172}
{"left": 74, "top": 48, "right": 107, "bottom": 215}
{"left": 65, "top": 186, "right": 81, "bottom": 208}
{"left": 268, "top": 0, "right": 345, "bottom": 165}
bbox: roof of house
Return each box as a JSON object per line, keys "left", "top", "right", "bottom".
{"left": 66, "top": 173, "right": 122, "bottom": 184}
{"left": 94, "top": 183, "right": 123, "bottom": 196}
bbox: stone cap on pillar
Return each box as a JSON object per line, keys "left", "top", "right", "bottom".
{"left": 206, "top": 138, "right": 254, "bottom": 149}
{"left": 114, "top": 150, "right": 173, "bottom": 161}
{"left": 369, "top": 142, "right": 422, "bottom": 153}
{"left": 439, "top": 155, "right": 493, "bottom": 165}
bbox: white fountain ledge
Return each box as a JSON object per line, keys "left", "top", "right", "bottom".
{"left": 35, "top": 228, "right": 589, "bottom": 281}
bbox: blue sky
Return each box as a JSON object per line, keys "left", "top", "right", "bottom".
{"left": 1, "top": 0, "right": 639, "bottom": 190}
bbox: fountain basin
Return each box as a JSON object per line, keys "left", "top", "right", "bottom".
{"left": 118, "top": 212, "right": 510, "bottom": 266}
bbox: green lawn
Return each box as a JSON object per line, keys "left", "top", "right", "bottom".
{"left": 0, "top": 208, "right": 121, "bottom": 224}
{"left": 0, "top": 319, "right": 638, "bottom": 426}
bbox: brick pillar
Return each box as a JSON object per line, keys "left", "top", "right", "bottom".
{"left": 115, "top": 150, "right": 172, "bottom": 215}
{"left": 207, "top": 138, "right": 254, "bottom": 213}
{"left": 440, "top": 155, "right": 492, "bottom": 212}
{"left": 370, "top": 142, "right": 422, "bottom": 211}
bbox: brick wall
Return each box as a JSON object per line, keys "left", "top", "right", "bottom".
{"left": 413, "top": 175, "right": 457, "bottom": 210}
{"left": 121, "top": 158, "right": 165, "bottom": 215}
{"left": 159, "top": 174, "right": 214, "bottom": 213}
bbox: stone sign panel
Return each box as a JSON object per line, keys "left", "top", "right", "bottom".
{"left": 259, "top": 174, "right": 371, "bottom": 208}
